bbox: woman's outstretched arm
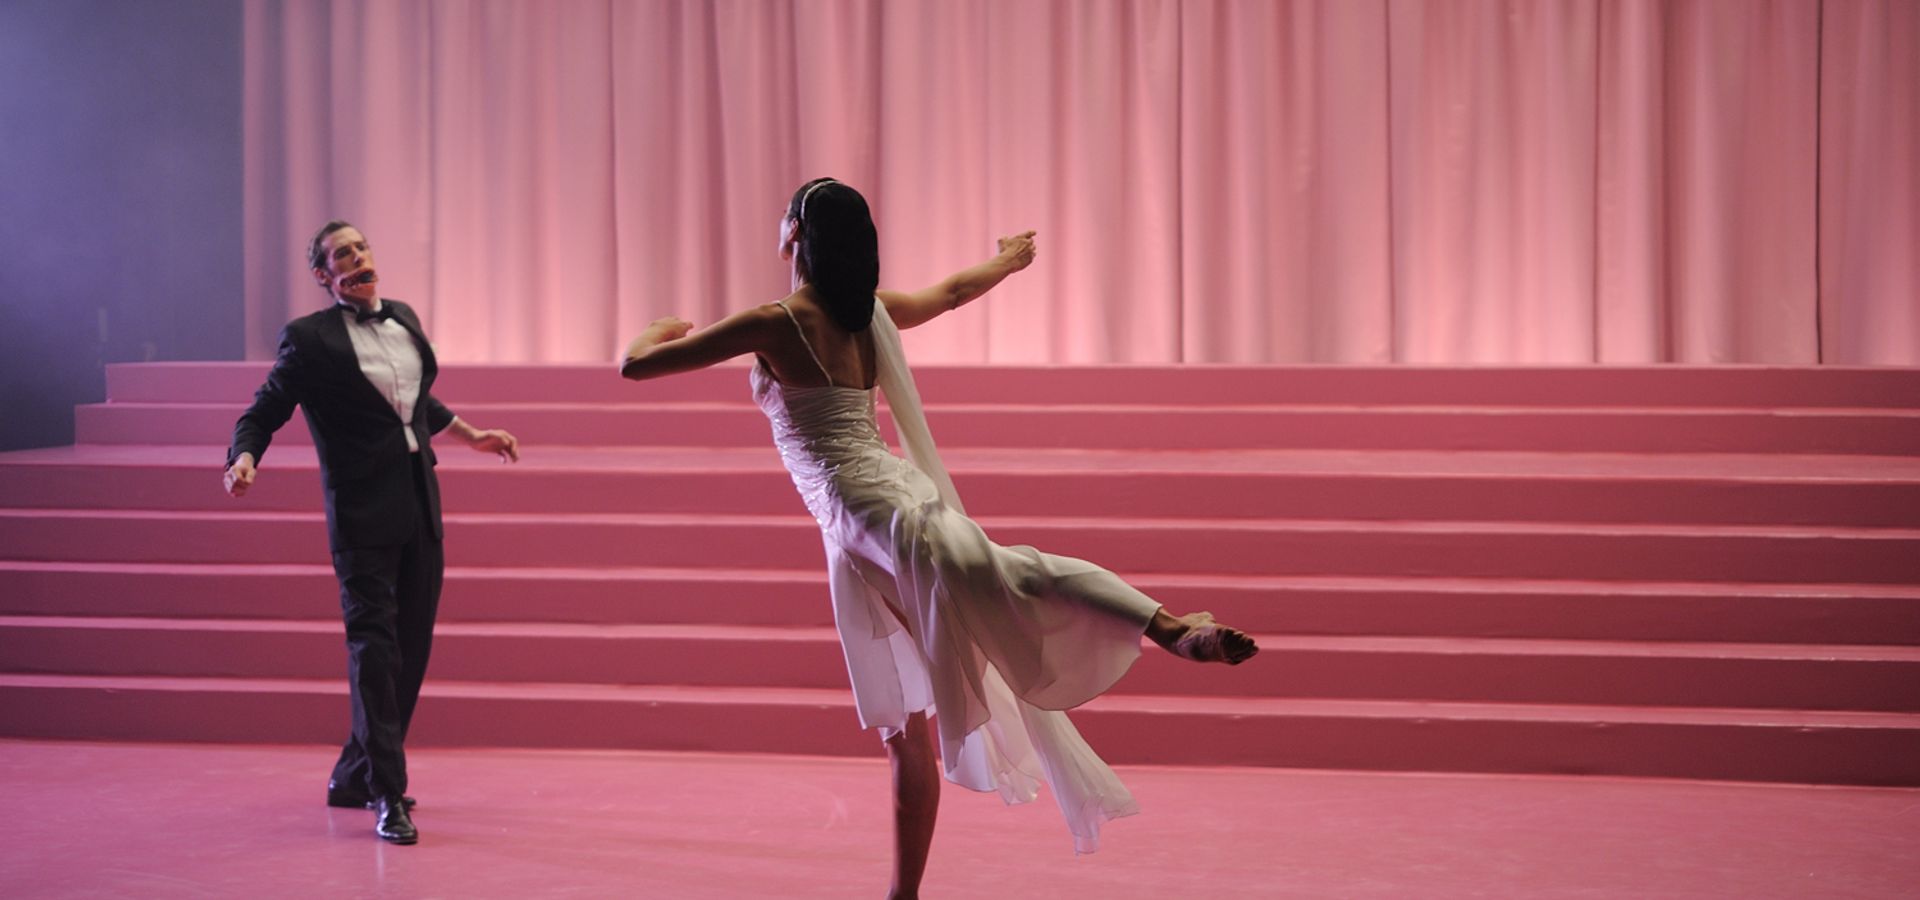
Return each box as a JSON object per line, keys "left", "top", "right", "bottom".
{"left": 619, "top": 304, "right": 781, "bottom": 381}
{"left": 878, "top": 230, "right": 1036, "bottom": 330}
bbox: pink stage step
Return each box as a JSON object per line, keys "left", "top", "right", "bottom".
{"left": 5, "top": 616, "right": 1917, "bottom": 712}
{"left": 5, "top": 363, "right": 1920, "bottom": 783}
{"left": 4, "top": 508, "right": 1916, "bottom": 583}
{"left": 101, "top": 361, "right": 1920, "bottom": 408}
{"left": 72, "top": 400, "right": 1920, "bottom": 454}
{"left": 6, "top": 561, "right": 1916, "bottom": 644}
{"left": 3, "top": 674, "right": 1915, "bottom": 786}
{"left": 5, "top": 445, "right": 1917, "bottom": 527}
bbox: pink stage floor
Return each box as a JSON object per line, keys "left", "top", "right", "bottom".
{"left": 3, "top": 739, "right": 1916, "bottom": 899}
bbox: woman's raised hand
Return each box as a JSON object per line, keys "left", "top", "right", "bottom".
{"left": 996, "top": 231, "right": 1037, "bottom": 272}
{"left": 646, "top": 316, "right": 695, "bottom": 342}
{"left": 622, "top": 316, "right": 694, "bottom": 365}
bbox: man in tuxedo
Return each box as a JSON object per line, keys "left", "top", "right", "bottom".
{"left": 224, "top": 219, "right": 519, "bottom": 845}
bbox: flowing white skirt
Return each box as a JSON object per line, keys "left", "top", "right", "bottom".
{"left": 820, "top": 450, "right": 1160, "bottom": 853}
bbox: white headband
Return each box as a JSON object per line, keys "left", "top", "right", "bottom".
{"left": 798, "top": 179, "right": 835, "bottom": 221}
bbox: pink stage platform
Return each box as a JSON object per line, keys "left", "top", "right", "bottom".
{"left": 2, "top": 363, "right": 1918, "bottom": 789}
{"left": 3, "top": 739, "right": 1917, "bottom": 898}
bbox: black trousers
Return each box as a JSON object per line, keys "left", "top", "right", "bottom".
{"left": 328, "top": 454, "right": 443, "bottom": 799}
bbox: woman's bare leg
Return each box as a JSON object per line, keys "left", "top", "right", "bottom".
{"left": 1144, "top": 608, "right": 1259, "bottom": 664}
{"left": 982, "top": 547, "right": 1256, "bottom": 665}
{"left": 885, "top": 712, "right": 940, "bottom": 900}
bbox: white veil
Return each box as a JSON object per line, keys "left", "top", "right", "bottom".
{"left": 868, "top": 297, "right": 966, "bottom": 517}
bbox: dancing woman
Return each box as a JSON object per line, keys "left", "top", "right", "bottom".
{"left": 619, "top": 178, "right": 1256, "bottom": 897}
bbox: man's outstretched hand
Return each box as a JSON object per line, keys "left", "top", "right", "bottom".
{"left": 445, "top": 418, "right": 521, "bottom": 462}
{"left": 467, "top": 428, "right": 520, "bottom": 463}
{"left": 224, "top": 453, "right": 257, "bottom": 498}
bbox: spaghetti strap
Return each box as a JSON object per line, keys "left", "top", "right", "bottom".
{"left": 774, "top": 299, "right": 835, "bottom": 387}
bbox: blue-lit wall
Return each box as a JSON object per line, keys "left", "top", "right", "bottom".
{"left": 0, "top": 0, "right": 243, "bottom": 451}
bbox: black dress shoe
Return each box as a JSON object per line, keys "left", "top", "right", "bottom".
{"left": 327, "top": 780, "right": 416, "bottom": 810}
{"left": 375, "top": 795, "right": 419, "bottom": 845}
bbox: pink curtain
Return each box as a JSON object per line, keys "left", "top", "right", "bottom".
{"left": 1180, "top": 1, "right": 1393, "bottom": 362}
{"left": 1597, "top": 0, "right": 1822, "bottom": 363}
{"left": 243, "top": 0, "right": 1919, "bottom": 365}
{"left": 1820, "top": 0, "right": 1920, "bottom": 364}
{"left": 1390, "top": 0, "right": 1601, "bottom": 363}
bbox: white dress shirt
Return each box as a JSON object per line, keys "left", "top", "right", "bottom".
{"left": 338, "top": 302, "right": 438, "bottom": 452}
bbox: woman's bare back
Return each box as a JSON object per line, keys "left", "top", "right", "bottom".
{"left": 757, "top": 289, "right": 879, "bottom": 389}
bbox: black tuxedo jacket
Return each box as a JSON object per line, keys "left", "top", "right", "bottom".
{"left": 229, "top": 300, "right": 457, "bottom": 550}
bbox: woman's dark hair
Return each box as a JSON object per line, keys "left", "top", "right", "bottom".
{"left": 786, "top": 178, "right": 879, "bottom": 332}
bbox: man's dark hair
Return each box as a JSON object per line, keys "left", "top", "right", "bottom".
{"left": 306, "top": 219, "right": 357, "bottom": 291}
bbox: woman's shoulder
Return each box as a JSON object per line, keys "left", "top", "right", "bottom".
{"left": 740, "top": 298, "right": 794, "bottom": 327}
{"left": 708, "top": 298, "right": 787, "bottom": 327}
{"left": 774, "top": 285, "right": 821, "bottom": 310}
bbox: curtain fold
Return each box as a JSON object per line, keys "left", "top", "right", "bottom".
{"left": 1819, "top": 0, "right": 1919, "bottom": 364}
{"left": 1180, "top": 0, "right": 1393, "bottom": 363}
{"left": 243, "top": 0, "right": 1917, "bottom": 365}
{"left": 1388, "top": 0, "right": 1599, "bottom": 363}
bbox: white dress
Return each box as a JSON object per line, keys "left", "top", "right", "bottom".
{"left": 750, "top": 297, "right": 1162, "bottom": 853}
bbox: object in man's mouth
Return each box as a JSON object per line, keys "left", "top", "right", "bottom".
{"left": 347, "top": 270, "right": 378, "bottom": 286}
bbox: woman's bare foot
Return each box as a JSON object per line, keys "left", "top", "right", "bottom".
{"left": 1147, "top": 610, "right": 1258, "bottom": 665}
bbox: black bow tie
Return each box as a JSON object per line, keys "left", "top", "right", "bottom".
{"left": 350, "top": 305, "right": 396, "bottom": 325}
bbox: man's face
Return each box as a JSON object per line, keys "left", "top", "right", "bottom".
{"left": 314, "top": 226, "right": 378, "bottom": 303}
